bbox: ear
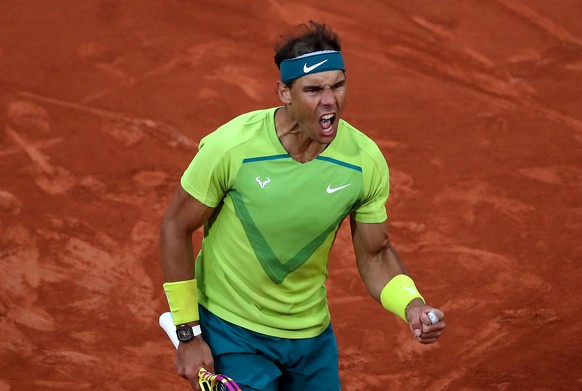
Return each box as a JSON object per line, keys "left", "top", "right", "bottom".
{"left": 276, "top": 81, "right": 292, "bottom": 105}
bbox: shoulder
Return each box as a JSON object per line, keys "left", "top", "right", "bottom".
{"left": 199, "top": 108, "right": 277, "bottom": 153}
{"left": 339, "top": 120, "right": 382, "bottom": 151}
{"left": 336, "top": 120, "right": 387, "bottom": 170}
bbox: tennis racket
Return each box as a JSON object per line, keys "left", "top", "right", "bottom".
{"left": 197, "top": 367, "right": 241, "bottom": 391}
{"left": 159, "top": 312, "right": 242, "bottom": 391}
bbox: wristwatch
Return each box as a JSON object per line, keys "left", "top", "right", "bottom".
{"left": 176, "top": 324, "right": 202, "bottom": 343}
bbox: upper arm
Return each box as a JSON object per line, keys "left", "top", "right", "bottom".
{"left": 350, "top": 217, "right": 390, "bottom": 263}
{"left": 159, "top": 186, "right": 215, "bottom": 281}
{"left": 161, "top": 186, "right": 215, "bottom": 237}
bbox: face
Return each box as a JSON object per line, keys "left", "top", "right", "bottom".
{"left": 280, "top": 70, "right": 347, "bottom": 144}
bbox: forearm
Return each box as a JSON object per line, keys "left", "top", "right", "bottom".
{"left": 358, "top": 245, "right": 409, "bottom": 302}
{"left": 159, "top": 220, "right": 201, "bottom": 325}
{"left": 159, "top": 219, "right": 197, "bottom": 282}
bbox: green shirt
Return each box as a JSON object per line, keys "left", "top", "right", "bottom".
{"left": 181, "top": 107, "right": 389, "bottom": 338}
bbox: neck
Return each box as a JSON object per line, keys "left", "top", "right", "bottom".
{"left": 274, "top": 107, "right": 327, "bottom": 163}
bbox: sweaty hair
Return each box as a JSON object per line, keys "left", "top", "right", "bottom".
{"left": 274, "top": 21, "right": 342, "bottom": 69}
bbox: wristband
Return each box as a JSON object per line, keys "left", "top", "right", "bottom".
{"left": 380, "top": 274, "right": 425, "bottom": 323}
{"left": 163, "top": 279, "right": 199, "bottom": 325}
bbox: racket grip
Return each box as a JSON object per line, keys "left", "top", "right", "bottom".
{"left": 159, "top": 312, "right": 179, "bottom": 349}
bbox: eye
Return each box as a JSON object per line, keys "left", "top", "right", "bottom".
{"left": 305, "top": 86, "right": 322, "bottom": 93}
{"left": 332, "top": 81, "right": 346, "bottom": 90}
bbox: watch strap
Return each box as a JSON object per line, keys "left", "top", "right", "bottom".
{"left": 191, "top": 324, "right": 202, "bottom": 337}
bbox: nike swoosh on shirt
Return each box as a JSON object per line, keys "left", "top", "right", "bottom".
{"left": 326, "top": 184, "right": 351, "bottom": 193}
{"left": 303, "top": 59, "right": 328, "bottom": 73}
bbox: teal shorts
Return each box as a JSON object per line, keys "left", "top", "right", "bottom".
{"left": 199, "top": 305, "right": 341, "bottom": 391}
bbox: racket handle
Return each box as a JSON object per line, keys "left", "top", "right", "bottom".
{"left": 159, "top": 312, "right": 179, "bottom": 349}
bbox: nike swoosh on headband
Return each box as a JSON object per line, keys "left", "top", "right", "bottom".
{"left": 303, "top": 59, "right": 328, "bottom": 73}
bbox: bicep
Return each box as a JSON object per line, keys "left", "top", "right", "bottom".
{"left": 350, "top": 217, "right": 390, "bottom": 261}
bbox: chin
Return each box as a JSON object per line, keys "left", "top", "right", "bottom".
{"left": 319, "top": 131, "right": 337, "bottom": 144}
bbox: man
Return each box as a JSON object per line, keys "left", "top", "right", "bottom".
{"left": 160, "top": 21, "right": 445, "bottom": 391}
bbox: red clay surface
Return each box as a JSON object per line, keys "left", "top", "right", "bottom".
{"left": 1, "top": 1, "right": 581, "bottom": 390}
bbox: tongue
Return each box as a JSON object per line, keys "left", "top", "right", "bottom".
{"left": 320, "top": 118, "right": 332, "bottom": 130}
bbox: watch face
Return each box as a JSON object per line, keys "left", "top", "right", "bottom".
{"left": 176, "top": 326, "right": 194, "bottom": 342}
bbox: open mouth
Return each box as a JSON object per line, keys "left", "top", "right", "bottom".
{"left": 319, "top": 113, "right": 336, "bottom": 134}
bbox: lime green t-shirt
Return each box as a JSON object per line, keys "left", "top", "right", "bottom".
{"left": 181, "top": 107, "right": 389, "bottom": 338}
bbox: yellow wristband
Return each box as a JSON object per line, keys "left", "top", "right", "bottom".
{"left": 163, "top": 279, "right": 199, "bottom": 325}
{"left": 380, "top": 274, "right": 425, "bottom": 323}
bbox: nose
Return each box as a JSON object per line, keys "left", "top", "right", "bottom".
{"left": 321, "top": 85, "right": 336, "bottom": 106}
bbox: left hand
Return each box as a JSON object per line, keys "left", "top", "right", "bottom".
{"left": 406, "top": 299, "right": 446, "bottom": 344}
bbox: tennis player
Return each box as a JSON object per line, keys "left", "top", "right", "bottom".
{"left": 160, "top": 20, "right": 446, "bottom": 391}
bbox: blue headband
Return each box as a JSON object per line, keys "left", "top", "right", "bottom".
{"left": 280, "top": 50, "right": 345, "bottom": 84}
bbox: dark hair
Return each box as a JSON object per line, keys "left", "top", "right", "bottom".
{"left": 274, "top": 21, "right": 341, "bottom": 69}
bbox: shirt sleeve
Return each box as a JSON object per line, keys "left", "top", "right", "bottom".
{"left": 352, "top": 144, "right": 390, "bottom": 223}
{"left": 180, "top": 134, "right": 231, "bottom": 207}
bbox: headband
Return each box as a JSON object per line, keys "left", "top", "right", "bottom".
{"left": 280, "top": 50, "right": 345, "bottom": 84}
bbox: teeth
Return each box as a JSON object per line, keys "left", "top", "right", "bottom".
{"left": 321, "top": 113, "right": 334, "bottom": 120}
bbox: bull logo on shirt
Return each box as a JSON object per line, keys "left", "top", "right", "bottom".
{"left": 256, "top": 177, "right": 271, "bottom": 189}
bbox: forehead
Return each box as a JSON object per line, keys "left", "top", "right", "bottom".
{"left": 293, "top": 70, "right": 346, "bottom": 88}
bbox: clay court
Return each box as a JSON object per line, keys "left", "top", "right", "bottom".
{"left": 1, "top": 1, "right": 581, "bottom": 390}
